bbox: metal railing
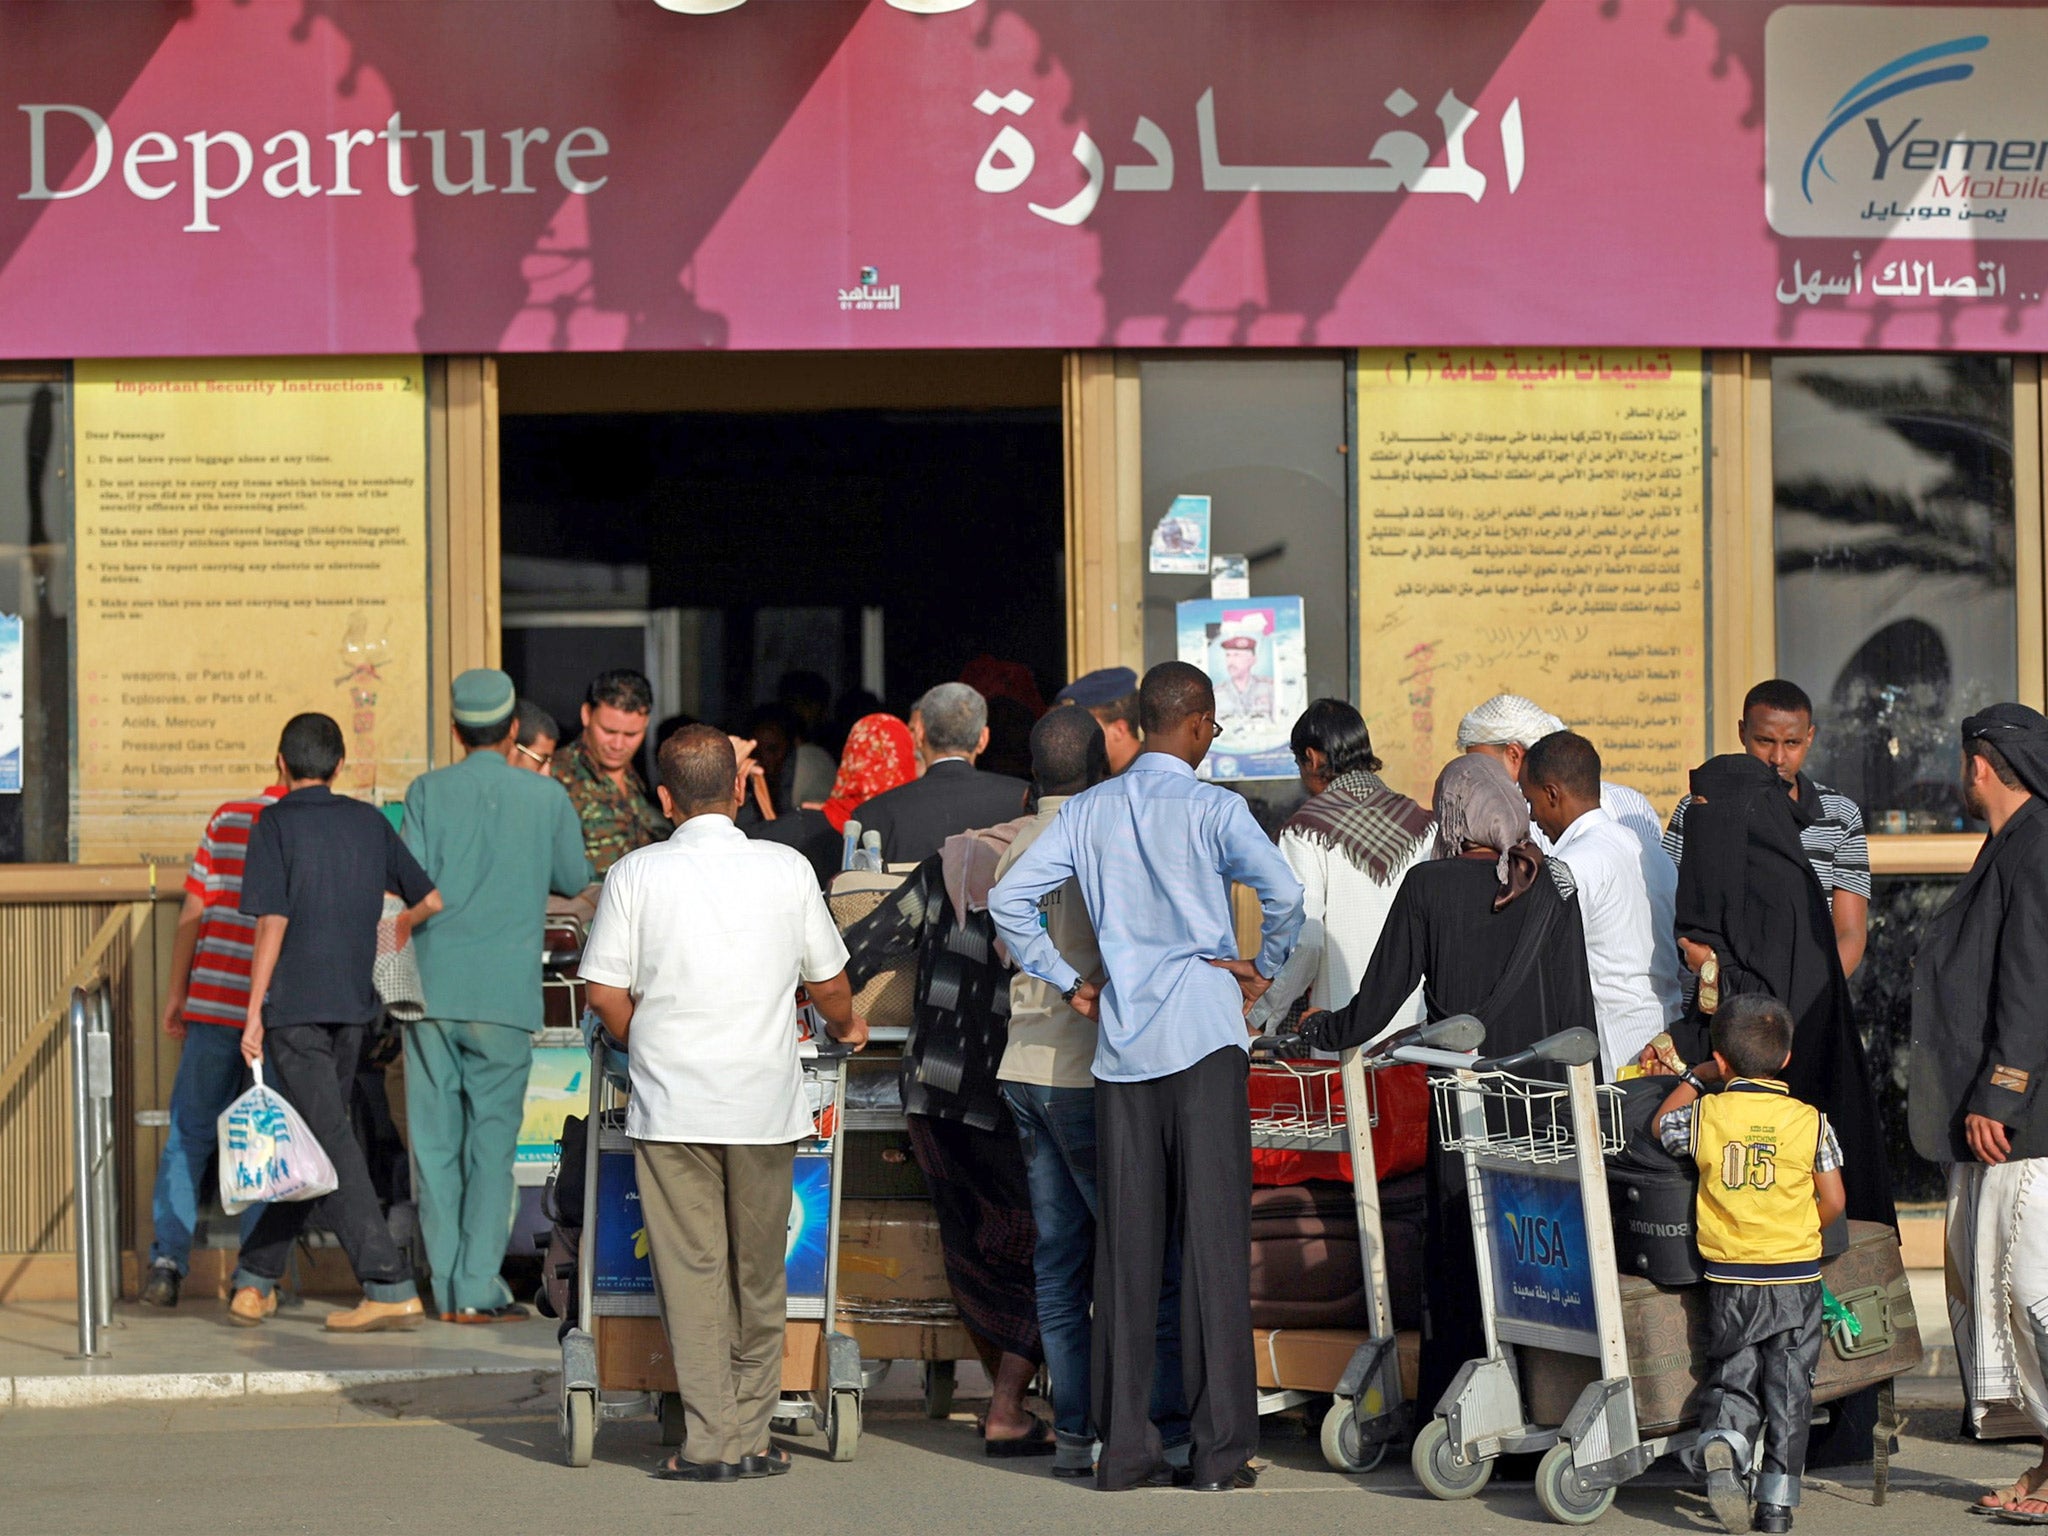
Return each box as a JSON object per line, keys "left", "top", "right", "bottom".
{"left": 69, "top": 982, "right": 119, "bottom": 1358}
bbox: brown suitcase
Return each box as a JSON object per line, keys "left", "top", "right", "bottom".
{"left": 1521, "top": 1220, "right": 1921, "bottom": 1434}
{"left": 1248, "top": 1174, "right": 1426, "bottom": 1333}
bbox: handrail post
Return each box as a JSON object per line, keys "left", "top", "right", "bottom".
{"left": 90, "top": 985, "right": 119, "bottom": 1331}
{"left": 67, "top": 987, "right": 101, "bottom": 1358}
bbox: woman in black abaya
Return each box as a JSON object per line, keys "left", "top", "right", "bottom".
{"left": 1671, "top": 753, "right": 1895, "bottom": 1229}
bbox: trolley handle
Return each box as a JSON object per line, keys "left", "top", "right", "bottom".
{"left": 810, "top": 1036, "right": 855, "bottom": 1061}
{"left": 1470, "top": 1025, "right": 1599, "bottom": 1075}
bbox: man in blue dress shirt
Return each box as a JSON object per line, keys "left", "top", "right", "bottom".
{"left": 991, "top": 661, "right": 1304, "bottom": 1493}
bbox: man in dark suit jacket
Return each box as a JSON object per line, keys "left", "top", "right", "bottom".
{"left": 860, "top": 682, "right": 1030, "bottom": 863}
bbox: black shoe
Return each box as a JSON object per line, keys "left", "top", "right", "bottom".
{"left": 1177, "top": 1461, "right": 1259, "bottom": 1492}
{"left": 141, "top": 1261, "right": 180, "bottom": 1309}
{"left": 653, "top": 1457, "right": 740, "bottom": 1483}
{"left": 738, "top": 1449, "right": 791, "bottom": 1479}
{"left": 1753, "top": 1506, "right": 1792, "bottom": 1534}
{"left": 1701, "top": 1440, "right": 1752, "bottom": 1534}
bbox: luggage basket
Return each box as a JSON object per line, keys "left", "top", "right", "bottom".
{"left": 1430, "top": 1070, "right": 1625, "bottom": 1165}
{"left": 1249, "top": 1058, "right": 1379, "bottom": 1152}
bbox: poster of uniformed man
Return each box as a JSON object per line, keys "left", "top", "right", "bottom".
{"left": 1175, "top": 598, "right": 1306, "bottom": 779}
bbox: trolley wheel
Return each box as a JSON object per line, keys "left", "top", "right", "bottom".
{"left": 1412, "top": 1416, "right": 1491, "bottom": 1500}
{"left": 826, "top": 1388, "right": 862, "bottom": 1462}
{"left": 1536, "top": 1442, "right": 1616, "bottom": 1525}
{"left": 659, "top": 1392, "right": 686, "bottom": 1447}
{"left": 1320, "top": 1398, "right": 1386, "bottom": 1474}
{"left": 923, "top": 1359, "right": 956, "bottom": 1420}
{"left": 563, "top": 1388, "right": 596, "bottom": 1468}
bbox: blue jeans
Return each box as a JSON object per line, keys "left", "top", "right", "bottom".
{"left": 1000, "top": 1081, "right": 1190, "bottom": 1448}
{"left": 149, "top": 1023, "right": 262, "bottom": 1274}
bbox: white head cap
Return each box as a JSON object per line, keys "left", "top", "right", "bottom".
{"left": 1455, "top": 693, "right": 1568, "bottom": 750}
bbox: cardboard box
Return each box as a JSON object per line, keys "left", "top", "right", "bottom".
{"left": 1252, "top": 1327, "right": 1419, "bottom": 1402}
{"left": 836, "top": 1199, "right": 954, "bottom": 1305}
{"left": 596, "top": 1315, "right": 824, "bottom": 1394}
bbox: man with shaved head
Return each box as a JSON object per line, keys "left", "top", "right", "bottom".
{"left": 582, "top": 723, "right": 867, "bottom": 1482}
{"left": 992, "top": 661, "right": 1304, "bottom": 1493}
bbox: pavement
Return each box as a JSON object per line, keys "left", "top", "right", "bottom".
{"left": 3, "top": 1367, "right": 2039, "bottom": 1536}
{"left": 0, "top": 1293, "right": 562, "bottom": 1408}
{"left": 0, "top": 1270, "right": 2007, "bottom": 1535}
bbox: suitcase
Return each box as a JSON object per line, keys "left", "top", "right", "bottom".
{"left": 1247, "top": 1172, "right": 1426, "bottom": 1333}
{"left": 1521, "top": 1219, "right": 1921, "bottom": 1434}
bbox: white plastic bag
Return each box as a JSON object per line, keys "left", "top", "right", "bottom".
{"left": 217, "top": 1061, "right": 339, "bottom": 1214}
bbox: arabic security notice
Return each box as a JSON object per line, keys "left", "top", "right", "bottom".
{"left": 72, "top": 357, "right": 430, "bottom": 862}
{"left": 1356, "top": 349, "right": 1707, "bottom": 816}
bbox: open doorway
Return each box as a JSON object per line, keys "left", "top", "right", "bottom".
{"left": 497, "top": 351, "right": 1066, "bottom": 777}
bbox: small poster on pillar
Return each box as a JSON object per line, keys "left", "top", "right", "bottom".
{"left": 1177, "top": 597, "right": 1306, "bottom": 781}
{"left": 72, "top": 357, "right": 430, "bottom": 864}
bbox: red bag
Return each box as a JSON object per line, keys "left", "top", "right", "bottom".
{"left": 1249, "top": 1061, "right": 1427, "bottom": 1185}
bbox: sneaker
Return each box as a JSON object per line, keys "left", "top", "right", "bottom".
{"left": 141, "top": 1261, "right": 181, "bottom": 1309}
{"left": 1753, "top": 1506, "right": 1792, "bottom": 1534}
{"left": 324, "top": 1296, "right": 426, "bottom": 1333}
{"left": 1701, "top": 1439, "right": 1753, "bottom": 1534}
{"left": 450, "top": 1303, "right": 532, "bottom": 1325}
{"left": 227, "top": 1287, "right": 277, "bottom": 1327}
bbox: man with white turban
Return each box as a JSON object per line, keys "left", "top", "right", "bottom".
{"left": 1456, "top": 693, "right": 1665, "bottom": 859}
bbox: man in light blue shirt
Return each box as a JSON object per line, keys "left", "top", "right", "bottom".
{"left": 991, "top": 661, "right": 1303, "bottom": 1493}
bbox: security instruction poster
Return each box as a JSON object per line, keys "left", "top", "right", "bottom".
{"left": 1356, "top": 350, "right": 1706, "bottom": 815}
{"left": 72, "top": 357, "right": 429, "bottom": 862}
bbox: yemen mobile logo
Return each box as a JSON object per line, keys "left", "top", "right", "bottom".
{"left": 1800, "top": 34, "right": 1986, "bottom": 202}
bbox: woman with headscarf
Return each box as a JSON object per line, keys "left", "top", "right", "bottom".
{"left": 1303, "top": 752, "right": 1597, "bottom": 1407}
{"left": 752, "top": 713, "right": 919, "bottom": 885}
{"left": 1670, "top": 753, "right": 1894, "bottom": 1229}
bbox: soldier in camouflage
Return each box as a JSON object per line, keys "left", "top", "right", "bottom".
{"left": 553, "top": 669, "right": 671, "bottom": 878}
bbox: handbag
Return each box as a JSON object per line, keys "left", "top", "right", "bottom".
{"left": 374, "top": 892, "right": 427, "bottom": 1024}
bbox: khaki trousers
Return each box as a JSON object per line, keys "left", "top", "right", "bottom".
{"left": 633, "top": 1138, "right": 795, "bottom": 1467}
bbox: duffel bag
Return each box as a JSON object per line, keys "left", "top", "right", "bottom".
{"left": 1521, "top": 1219, "right": 1921, "bottom": 1434}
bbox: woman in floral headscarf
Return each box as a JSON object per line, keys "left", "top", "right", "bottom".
{"left": 815, "top": 713, "right": 918, "bottom": 833}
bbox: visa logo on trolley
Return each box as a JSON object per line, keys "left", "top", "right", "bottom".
{"left": 1766, "top": 6, "right": 2048, "bottom": 239}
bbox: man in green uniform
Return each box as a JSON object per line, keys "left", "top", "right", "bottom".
{"left": 552, "top": 668, "right": 670, "bottom": 877}
{"left": 402, "top": 669, "right": 591, "bottom": 1321}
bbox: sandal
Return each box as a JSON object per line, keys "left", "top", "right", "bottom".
{"left": 984, "top": 1414, "right": 1056, "bottom": 1458}
{"left": 1998, "top": 1500, "right": 2048, "bottom": 1526}
{"left": 1978, "top": 1469, "right": 2048, "bottom": 1517}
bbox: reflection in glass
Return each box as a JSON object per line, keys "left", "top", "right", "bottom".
{"left": 1772, "top": 355, "right": 2016, "bottom": 833}
{"left": 0, "top": 379, "right": 70, "bottom": 862}
{"left": 1852, "top": 875, "right": 1956, "bottom": 1204}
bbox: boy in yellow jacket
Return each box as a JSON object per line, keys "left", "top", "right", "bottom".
{"left": 1656, "top": 995, "right": 1848, "bottom": 1535}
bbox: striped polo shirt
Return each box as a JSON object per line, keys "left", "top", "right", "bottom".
{"left": 180, "top": 788, "right": 286, "bottom": 1027}
{"left": 1662, "top": 773, "right": 1870, "bottom": 907}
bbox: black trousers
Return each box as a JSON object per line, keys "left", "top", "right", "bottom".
{"left": 1093, "top": 1046, "right": 1255, "bottom": 1490}
{"left": 235, "top": 1023, "right": 415, "bottom": 1297}
{"left": 1698, "top": 1280, "right": 1824, "bottom": 1509}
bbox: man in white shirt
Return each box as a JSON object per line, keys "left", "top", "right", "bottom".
{"left": 1458, "top": 693, "right": 1666, "bottom": 864}
{"left": 1520, "top": 730, "right": 1683, "bottom": 1077}
{"left": 582, "top": 724, "right": 867, "bottom": 1484}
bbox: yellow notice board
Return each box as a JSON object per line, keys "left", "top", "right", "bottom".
{"left": 1357, "top": 350, "right": 1706, "bottom": 815}
{"left": 74, "top": 357, "right": 428, "bottom": 863}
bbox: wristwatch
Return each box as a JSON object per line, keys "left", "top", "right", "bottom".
{"left": 1681, "top": 1068, "right": 1713, "bottom": 1096}
{"left": 1060, "top": 979, "right": 1084, "bottom": 1004}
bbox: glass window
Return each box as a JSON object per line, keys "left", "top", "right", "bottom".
{"left": 1139, "top": 357, "right": 1349, "bottom": 822}
{"left": 0, "top": 376, "right": 71, "bottom": 862}
{"left": 1772, "top": 355, "right": 2017, "bottom": 833}
{"left": 1853, "top": 874, "right": 1956, "bottom": 1204}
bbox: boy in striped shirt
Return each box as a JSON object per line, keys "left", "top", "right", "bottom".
{"left": 141, "top": 783, "right": 285, "bottom": 1307}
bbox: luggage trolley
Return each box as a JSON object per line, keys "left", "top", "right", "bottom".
{"left": 1412, "top": 1029, "right": 1659, "bottom": 1525}
{"left": 557, "top": 1032, "right": 866, "bottom": 1467}
{"left": 1249, "top": 1014, "right": 1487, "bottom": 1476}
